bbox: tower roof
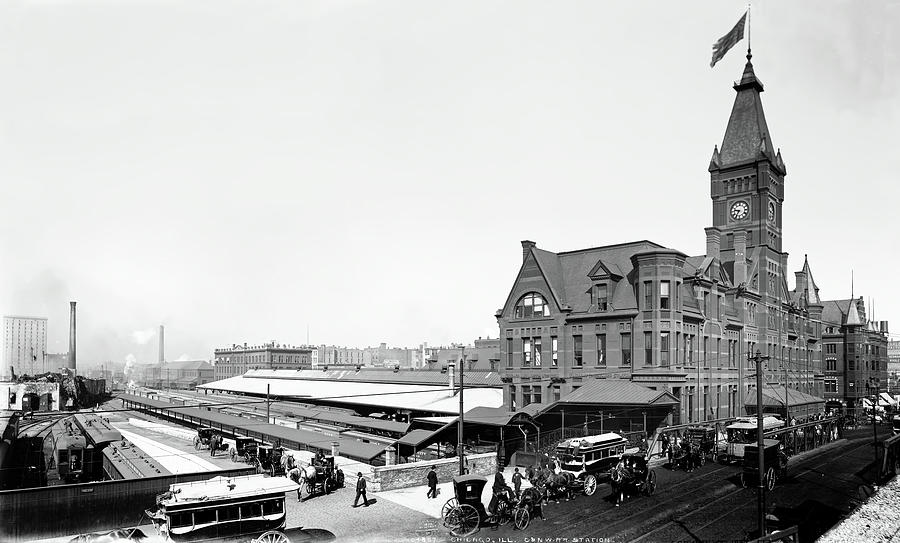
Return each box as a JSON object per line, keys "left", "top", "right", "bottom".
{"left": 846, "top": 299, "right": 863, "bottom": 326}
{"left": 717, "top": 53, "right": 778, "bottom": 169}
{"left": 801, "top": 255, "right": 820, "bottom": 304}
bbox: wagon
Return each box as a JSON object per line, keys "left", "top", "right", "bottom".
{"left": 686, "top": 426, "right": 717, "bottom": 464}
{"left": 740, "top": 440, "right": 787, "bottom": 491}
{"left": 296, "top": 456, "right": 345, "bottom": 497}
{"left": 193, "top": 428, "right": 216, "bottom": 451}
{"left": 441, "top": 474, "right": 507, "bottom": 536}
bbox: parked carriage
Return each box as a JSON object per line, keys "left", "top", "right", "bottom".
{"left": 256, "top": 446, "right": 287, "bottom": 477}
{"left": 740, "top": 440, "right": 788, "bottom": 491}
{"left": 510, "top": 486, "right": 544, "bottom": 530}
{"left": 230, "top": 437, "right": 261, "bottom": 464}
{"left": 441, "top": 474, "right": 501, "bottom": 537}
{"left": 686, "top": 426, "right": 717, "bottom": 463}
{"left": 609, "top": 454, "right": 657, "bottom": 506}
{"left": 193, "top": 428, "right": 217, "bottom": 451}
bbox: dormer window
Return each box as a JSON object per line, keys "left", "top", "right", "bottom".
{"left": 595, "top": 284, "right": 609, "bottom": 311}
{"left": 515, "top": 293, "right": 550, "bottom": 318}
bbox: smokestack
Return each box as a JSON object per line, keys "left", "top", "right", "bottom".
{"left": 68, "top": 301, "right": 77, "bottom": 371}
{"left": 159, "top": 325, "right": 165, "bottom": 364}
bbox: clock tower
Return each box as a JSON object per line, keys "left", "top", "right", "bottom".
{"left": 709, "top": 53, "right": 788, "bottom": 304}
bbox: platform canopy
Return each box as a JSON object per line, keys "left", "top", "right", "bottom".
{"left": 745, "top": 385, "right": 825, "bottom": 419}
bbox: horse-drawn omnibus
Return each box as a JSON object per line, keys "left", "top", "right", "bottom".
{"left": 722, "top": 416, "right": 784, "bottom": 463}
{"left": 553, "top": 432, "right": 628, "bottom": 496}
{"left": 740, "top": 440, "right": 788, "bottom": 491}
{"left": 70, "top": 474, "right": 302, "bottom": 543}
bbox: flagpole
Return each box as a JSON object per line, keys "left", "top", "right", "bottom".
{"left": 747, "top": 3, "right": 752, "bottom": 55}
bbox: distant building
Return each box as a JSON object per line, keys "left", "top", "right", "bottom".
{"left": 317, "top": 345, "right": 366, "bottom": 368}
{"left": 135, "top": 360, "right": 214, "bottom": 389}
{"left": 365, "top": 343, "right": 425, "bottom": 369}
{"left": 888, "top": 341, "right": 900, "bottom": 394}
{"left": 423, "top": 338, "right": 501, "bottom": 372}
{"left": 3, "top": 316, "right": 48, "bottom": 380}
{"left": 214, "top": 342, "right": 315, "bottom": 380}
{"left": 821, "top": 298, "right": 889, "bottom": 409}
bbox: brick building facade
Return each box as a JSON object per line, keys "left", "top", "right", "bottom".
{"left": 496, "top": 55, "right": 829, "bottom": 425}
{"left": 214, "top": 342, "right": 315, "bottom": 380}
{"left": 821, "top": 298, "right": 889, "bottom": 408}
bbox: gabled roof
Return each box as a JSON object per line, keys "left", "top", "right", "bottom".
{"left": 558, "top": 379, "right": 679, "bottom": 406}
{"left": 717, "top": 55, "right": 780, "bottom": 170}
{"left": 745, "top": 385, "right": 825, "bottom": 407}
{"left": 533, "top": 248, "right": 568, "bottom": 310}
{"left": 163, "top": 360, "right": 213, "bottom": 371}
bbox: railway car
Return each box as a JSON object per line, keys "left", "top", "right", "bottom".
{"left": 57, "top": 434, "right": 89, "bottom": 483}
{"left": 73, "top": 413, "right": 122, "bottom": 481}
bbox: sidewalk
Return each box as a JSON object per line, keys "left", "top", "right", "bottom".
{"left": 377, "top": 465, "right": 534, "bottom": 518}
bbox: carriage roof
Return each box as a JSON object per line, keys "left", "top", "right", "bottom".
{"left": 726, "top": 417, "right": 784, "bottom": 430}
{"left": 161, "top": 474, "right": 298, "bottom": 506}
{"left": 557, "top": 432, "right": 626, "bottom": 449}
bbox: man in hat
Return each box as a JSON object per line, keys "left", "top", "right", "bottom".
{"left": 353, "top": 472, "right": 369, "bottom": 507}
{"left": 426, "top": 466, "right": 438, "bottom": 499}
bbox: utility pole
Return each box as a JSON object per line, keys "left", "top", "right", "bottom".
{"left": 458, "top": 348, "right": 466, "bottom": 476}
{"left": 751, "top": 349, "right": 771, "bottom": 537}
{"left": 267, "top": 383, "right": 271, "bottom": 424}
{"left": 873, "top": 381, "right": 879, "bottom": 470}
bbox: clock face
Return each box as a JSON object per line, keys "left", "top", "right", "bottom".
{"left": 768, "top": 202, "right": 776, "bottom": 222}
{"left": 730, "top": 201, "right": 750, "bottom": 221}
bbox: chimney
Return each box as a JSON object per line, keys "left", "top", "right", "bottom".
{"left": 733, "top": 232, "right": 747, "bottom": 285}
{"left": 158, "top": 325, "right": 165, "bottom": 364}
{"left": 521, "top": 240, "right": 536, "bottom": 262}
{"left": 68, "top": 301, "right": 77, "bottom": 371}
{"left": 447, "top": 362, "right": 455, "bottom": 391}
{"left": 704, "top": 227, "right": 721, "bottom": 279}
{"left": 794, "top": 270, "right": 808, "bottom": 301}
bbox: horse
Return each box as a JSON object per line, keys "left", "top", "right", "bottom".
{"left": 543, "top": 470, "right": 575, "bottom": 503}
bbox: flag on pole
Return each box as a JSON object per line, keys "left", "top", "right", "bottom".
{"left": 710, "top": 12, "right": 747, "bottom": 68}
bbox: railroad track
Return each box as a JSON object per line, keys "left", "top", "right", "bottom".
{"left": 626, "top": 437, "right": 877, "bottom": 543}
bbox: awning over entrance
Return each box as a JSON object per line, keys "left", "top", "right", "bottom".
{"left": 556, "top": 379, "right": 679, "bottom": 407}
{"left": 745, "top": 385, "right": 825, "bottom": 419}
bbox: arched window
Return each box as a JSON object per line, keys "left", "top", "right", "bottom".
{"left": 515, "top": 293, "right": 550, "bottom": 318}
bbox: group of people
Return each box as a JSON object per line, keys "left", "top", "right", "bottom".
{"left": 208, "top": 433, "right": 223, "bottom": 457}
{"left": 488, "top": 468, "right": 546, "bottom": 522}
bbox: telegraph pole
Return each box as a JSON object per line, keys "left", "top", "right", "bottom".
{"left": 751, "top": 349, "right": 771, "bottom": 537}
{"left": 873, "top": 381, "right": 879, "bottom": 470}
{"left": 267, "top": 383, "right": 271, "bottom": 424}
{"left": 458, "top": 348, "right": 466, "bottom": 476}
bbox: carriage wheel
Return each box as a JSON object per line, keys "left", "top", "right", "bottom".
{"left": 337, "top": 470, "right": 345, "bottom": 487}
{"left": 496, "top": 500, "right": 512, "bottom": 526}
{"left": 644, "top": 470, "right": 657, "bottom": 495}
{"left": 740, "top": 473, "right": 748, "bottom": 488}
{"left": 325, "top": 476, "right": 334, "bottom": 494}
{"left": 448, "top": 504, "right": 479, "bottom": 537}
{"left": 270, "top": 465, "right": 276, "bottom": 478}
{"left": 514, "top": 508, "right": 531, "bottom": 530}
{"left": 254, "top": 530, "right": 291, "bottom": 543}
{"left": 765, "top": 468, "right": 776, "bottom": 491}
{"left": 583, "top": 474, "right": 598, "bottom": 496}
{"left": 302, "top": 480, "right": 312, "bottom": 496}
{"left": 441, "top": 498, "right": 459, "bottom": 521}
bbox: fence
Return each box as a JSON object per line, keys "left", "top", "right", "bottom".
{"left": 0, "top": 466, "right": 255, "bottom": 540}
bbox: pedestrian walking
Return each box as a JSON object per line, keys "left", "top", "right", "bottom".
{"left": 426, "top": 466, "right": 438, "bottom": 498}
{"left": 512, "top": 467, "right": 523, "bottom": 497}
{"left": 353, "top": 472, "right": 369, "bottom": 507}
{"left": 526, "top": 464, "right": 535, "bottom": 481}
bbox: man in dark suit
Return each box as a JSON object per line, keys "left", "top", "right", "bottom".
{"left": 353, "top": 472, "right": 369, "bottom": 507}
{"left": 426, "top": 466, "right": 438, "bottom": 498}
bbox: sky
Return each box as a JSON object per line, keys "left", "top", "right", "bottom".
{"left": 1, "top": 1, "right": 898, "bottom": 368}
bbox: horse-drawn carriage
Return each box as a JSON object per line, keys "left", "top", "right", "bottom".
{"left": 230, "top": 437, "right": 261, "bottom": 464}
{"left": 441, "top": 474, "right": 508, "bottom": 536}
{"left": 610, "top": 454, "right": 657, "bottom": 506}
{"left": 256, "top": 445, "right": 287, "bottom": 477}
{"left": 289, "top": 455, "right": 345, "bottom": 498}
{"left": 686, "top": 426, "right": 717, "bottom": 464}
{"left": 193, "top": 427, "right": 217, "bottom": 451}
{"left": 509, "top": 486, "right": 544, "bottom": 530}
{"left": 668, "top": 437, "right": 702, "bottom": 472}
{"left": 740, "top": 440, "right": 787, "bottom": 491}
{"left": 550, "top": 433, "right": 628, "bottom": 499}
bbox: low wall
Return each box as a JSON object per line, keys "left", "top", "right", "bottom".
{"left": 0, "top": 467, "right": 255, "bottom": 540}
{"left": 372, "top": 452, "right": 497, "bottom": 492}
